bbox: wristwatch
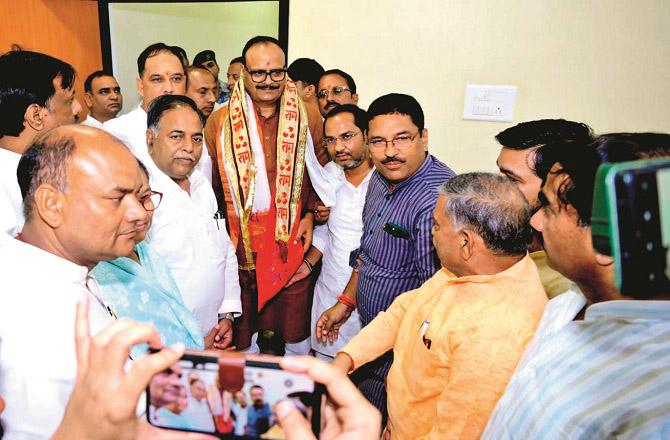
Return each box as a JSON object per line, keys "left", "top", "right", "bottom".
{"left": 218, "top": 312, "right": 235, "bottom": 322}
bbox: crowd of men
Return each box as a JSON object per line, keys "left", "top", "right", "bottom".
{"left": 0, "top": 34, "right": 668, "bottom": 440}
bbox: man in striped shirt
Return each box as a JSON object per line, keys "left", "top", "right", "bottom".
{"left": 483, "top": 133, "right": 670, "bottom": 439}
{"left": 316, "top": 93, "right": 455, "bottom": 416}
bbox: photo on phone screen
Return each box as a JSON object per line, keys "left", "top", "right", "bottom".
{"left": 147, "top": 353, "right": 321, "bottom": 439}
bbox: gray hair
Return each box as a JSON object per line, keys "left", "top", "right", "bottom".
{"left": 17, "top": 130, "right": 76, "bottom": 220}
{"left": 439, "top": 172, "right": 531, "bottom": 256}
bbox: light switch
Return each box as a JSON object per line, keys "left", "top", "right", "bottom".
{"left": 463, "top": 85, "right": 517, "bottom": 122}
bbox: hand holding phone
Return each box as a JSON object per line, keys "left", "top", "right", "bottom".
{"left": 276, "top": 356, "right": 381, "bottom": 440}
{"left": 147, "top": 351, "right": 323, "bottom": 439}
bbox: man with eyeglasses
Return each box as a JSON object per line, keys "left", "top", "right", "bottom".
{"left": 204, "top": 35, "right": 333, "bottom": 356}
{"left": 285, "top": 104, "right": 373, "bottom": 360}
{"left": 317, "top": 69, "right": 359, "bottom": 117}
{"left": 0, "top": 125, "right": 146, "bottom": 437}
{"left": 143, "top": 94, "right": 241, "bottom": 350}
{"left": 319, "top": 93, "right": 455, "bottom": 419}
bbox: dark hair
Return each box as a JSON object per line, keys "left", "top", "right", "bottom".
{"left": 241, "top": 36, "right": 285, "bottom": 65}
{"left": 495, "top": 119, "right": 593, "bottom": 151}
{"left": 229, "top": 56, "right": 244, "bottom": 65}
{"left": 17, "top": 130, "right": 77, "bottom": 220}
{"left": 367, "top": 93, "right": 424, "bottom": 131}
{"left": 287, "top": 58, "right": 325, "bottom": 87}
{"left": 147, "top": 95, "right": 204, "bottom": 132}
{"left": 137, "top": 43, "right": 184, "bottom": 77}
{"left": 250, "top": 385, "right": 264, "bottom": 391}
{"left": 319, "top": 69, "right": 356, "bottom": 94}
{"left": 0, "top": 50, "right": 76, "bottom": 137}
{"left": 193, "top": 50, "right": 216, "bottom": 67}
{"left": 171, "top": 45, "right": 189, "bottom": 66}
{"left": 439, "top": 173, "right": 532, "bottom": 256}
{"left": 536, "top": 132, "right": 670, "bottom": 226}
{"left": 84, "top": 70, "right": 114, "bottom": 93}
{"left": 323, "top": 104, "right": 369, "bottom": 134}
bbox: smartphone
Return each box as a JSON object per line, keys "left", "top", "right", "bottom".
{"left": 146, "top": 350, "right": 322, "bottom": 439}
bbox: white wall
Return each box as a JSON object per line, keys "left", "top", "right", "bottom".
{"left": 109, "top": 1, "right": 279, "bottom": 110}
{"left": 288, "top": 0, "right": 670, "bottom": 173}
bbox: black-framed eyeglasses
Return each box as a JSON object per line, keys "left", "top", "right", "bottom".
{"left": 317, "top": 86, "right": 352, "bottom": 99}
{"left": 140, "top": 191, "right": 163, "bottom": 211}
{"left": 323, "top": 131, "right": 361, "bottom": 147}
{"left": 368, "top": 131, "right": 420, "bottom": 150}
{"left": 246, "top": 68, "right": 287, "bottom": 83}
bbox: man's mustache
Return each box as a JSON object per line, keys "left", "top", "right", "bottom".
{"left": 382, "top": 156, "right": 406, "bottom": 164}
{"left": 256, "top": 84, "right": 280, "bottom": 90}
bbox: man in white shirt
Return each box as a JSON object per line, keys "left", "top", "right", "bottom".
{"left": 182, "top": 377, "right": 215, "bottom": 432}
{"left": 287, "top": 104, "right": 373, "bottom": 359}
{"left": 144, "top": 94, "right": 241, "bottom": 348}
{"left": 0, "top": 125, "right": 149, "bottom": 438}
{"left": 0, "top": 50, "right": 81, "bottom": 233}
{"left": 103, "top": 43, "right": 212, "bottom": 182}
{"left": 81, "top": 70, "right": 123, "bottom": 128}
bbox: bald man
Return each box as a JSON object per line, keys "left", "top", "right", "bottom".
{"left": 0, "top": 125, "right": 149, "bottom": 437}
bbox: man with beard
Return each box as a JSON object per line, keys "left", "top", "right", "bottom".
{"left": 317, "top": 69, "right": 358, "bottom": 117}
{"left": 81, "top": 71, "right": 123, "bottom": 128}
{"left": 246, "top": 386, "right": 272, "bottom": 437}
{"left": 495, "top": 119, "right": 593, "bottom": 297}
{"left": 204, "top": 36, "right": 333, "bottom": 355}
{"left": 317, "top": 93, "right": 455, "bottom": 417}
{"left": 286, "top": 104, "right": 373, "bottom": 360}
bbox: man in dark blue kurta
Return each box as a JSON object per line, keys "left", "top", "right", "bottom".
{"left": 316, "top": 93, "right": 455, "bottom": 417}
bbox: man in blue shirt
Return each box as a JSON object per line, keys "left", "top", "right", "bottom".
{"left": 245, "top": 385, "right": 273, "bottom": 437}
{"left": 316, "top": 93, "right": 455, "bottom": 416}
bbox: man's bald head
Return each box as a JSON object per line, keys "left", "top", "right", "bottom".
{"left": 18, "top": 125, "right": 149, "bottom": 268}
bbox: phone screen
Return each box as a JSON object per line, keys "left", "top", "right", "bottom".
{"left": 147, "top": 353, "right": 321, "bottom": 439}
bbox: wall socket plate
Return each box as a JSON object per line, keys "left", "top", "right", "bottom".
{"left": 463, "top": 84, "right": 517, "bottom": 122}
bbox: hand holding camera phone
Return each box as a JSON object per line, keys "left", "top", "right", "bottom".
{"left": 147, "top": 351, "right": 323, "bottom": 439}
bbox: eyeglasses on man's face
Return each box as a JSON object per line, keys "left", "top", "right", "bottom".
{"left": 317, "top": 86, "right": 352, "bottom": 100}
{"left": 367, "top": 131, "right": 420, "bottom": 150}
{"left": 140, "top": 190, "right": 163, "bottom": 211}
{"left": 323, "top": 131, "right": 361, "bottom": 147}
{"left": 246, "top": 68, "right": 287, "bottom": 83}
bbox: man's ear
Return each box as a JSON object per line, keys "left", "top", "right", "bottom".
{"left": 24, "top": 103, "right": 48, "bottom": 132}
{"left": 459, "top": 229, "right": 475, "bottom": 261}
{"left": 420, "top": 128, "right": 429, "bottom": 152}
{"left": 83, "top": 92, "right": 93, "bottom": 109}
{"left": 305, "top": 84, "right": 316, "bottom": 99}
{"left": 595, "top": 252, "right": 614, "bottom": 267}
{"left": 136, "top": 77, "right": 144, "bottom": 99}
{"left": 33, "top": 184, "right": 64, "bottom": 228}
{"left": 352, "top": 93, "right": 359, "bottom": 105}
{"left": 146, "top": 129, "right": 155, "bottom": 155}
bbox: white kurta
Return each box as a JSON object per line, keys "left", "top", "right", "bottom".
{"left": 80, "top": 115, "right": 103, "bottom": 128}
{"left": 0, "top": 232, "right": 111, "bottom": 438}
{"left": 310, "top": 164, "right": 372, "bottom": 357}
{"left": 0, "top": 148, "right": 23, "bottom": 234}
{"left": 146, "top": 165, "right": 241, "bottom": 335}
{"left": 103, "top": 104, "right": 213, "bottom": 185}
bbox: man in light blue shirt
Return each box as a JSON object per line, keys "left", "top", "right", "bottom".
{"left": 483, "top": 133, "right": 670, "bottom": 439}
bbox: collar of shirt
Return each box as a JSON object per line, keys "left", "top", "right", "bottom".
{"left": 441, "top": 253, "right": 534, "bottom": 286}
{"left": 377, "top": 154, "right": 436, "bottom": 193}
{"left": 585, "top": 300, "right": 670, "bottom": 321}
{"left": 2, "top": 231, "right": 89, "bottom": 285}
{"left": 149, "top": 161, "right": 207, "bottom": 197}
